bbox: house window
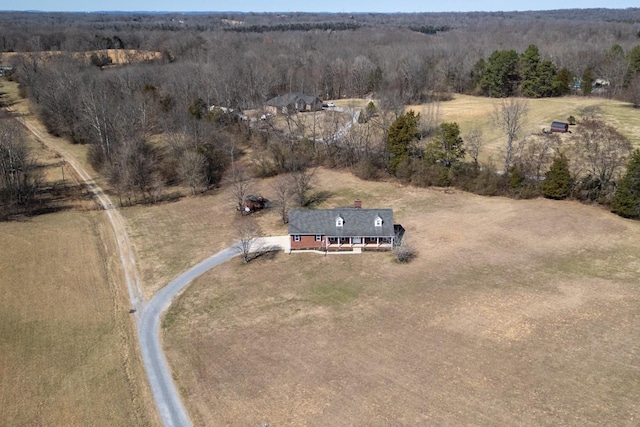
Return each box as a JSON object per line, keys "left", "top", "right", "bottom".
{"left": 293, "top": 235, "right": 301, "bottom": 242}
{"left": 336, "top": 216, "right": 344, "bottom": 227}
{"left": 315, "top": 235, "right": 322, "bottom": 242}
{"left": 374, "top": 216, "right": 383, "bottom": 227}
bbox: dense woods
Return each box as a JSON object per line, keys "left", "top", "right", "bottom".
{"left": 1, "top": 9, "right": 640, "bottom": 218}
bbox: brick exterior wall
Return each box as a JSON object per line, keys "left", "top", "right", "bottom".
{"left": 290, "top": 235, "right": 325, "bottom": 250}
{"left": 289, "top": 234, "right": 393, "bottom": 251}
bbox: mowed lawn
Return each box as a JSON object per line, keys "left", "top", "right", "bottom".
{"left": 162, "top": 170, "right": 640, "bottom": 426}
{"left": 0, "top": 211, "right": 156, "bottom": 426}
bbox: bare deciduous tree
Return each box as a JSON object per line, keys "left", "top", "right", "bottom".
{"left": 570, "top": 117, "right": 632, "bottom": 191}
{"left": 493, "top": 98, "right": 529, "bottom": 173}
{"left": 235, "top": 218, "right": 260, "bottom": 264}
{"left": 271, "top": 175, "right": 290, "bottom": 224}
{"left": 231, "top": 165, "right": 252, "bottom": 214}
{"left": 0, "top": 118, "right": 39, "bottom": 214}
{"left": 289, "top": 167, "right": 315, "bottom": 207}
{"left": 514, "top": 133, "right": 562, "bottom": 180}
{"left": 465, "top": 128, "right": 483, "bottom": 166}
{"left": 177, "top": 150, "right": 206, "bottom": 195}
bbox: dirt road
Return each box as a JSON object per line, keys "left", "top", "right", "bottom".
{"left": 15, "top": 108, "right": 289, "bottom": 427}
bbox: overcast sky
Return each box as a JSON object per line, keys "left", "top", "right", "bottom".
{"left": 4, "top": 0, "right": 639, "bottom": 13}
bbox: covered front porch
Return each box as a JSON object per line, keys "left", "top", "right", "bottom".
{"left": 325, "top": 236, "right": 394, "bottom": 251}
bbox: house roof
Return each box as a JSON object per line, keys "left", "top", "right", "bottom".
{"left": 288, "top": 208, "right": 394, "bottom": 237}
{"left": 266, "top": 93, "right": 322, "bottom": 108}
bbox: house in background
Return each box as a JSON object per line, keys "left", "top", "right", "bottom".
{"left": 288, "top": 200, "right": 397, "bottom": 252}
{"left": 265, "top": 93, "right": 323, "bottom": 115}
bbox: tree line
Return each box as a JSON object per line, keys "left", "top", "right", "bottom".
{"left": 2, "top": 10, "right": 640, "bottom": 220}
{"left": 384, "top": 105, "right": 640, "bottom": 218}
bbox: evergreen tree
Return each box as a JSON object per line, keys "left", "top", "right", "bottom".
{"left": 386, "top": 110, "right": 420, "bottom": 174}
{"left": 581, "top": 67, "right": 594, "bottom": 96}
{"left": 542, "top": 154, "right": 572, "bottom": 200}
{"left": 553, "top": 67, "right": 573, "bottom": 96}
{"left": 520, "top": 44, "right": 542, "bottom": 97}
{"left": 426, "top": 122, "right": 465, "bottom": 168}
{"left": 625, "top": 45, "right": 640, "bottom": 86}
{"left": 612, "top": 149, "right": 640, "bottom": 219}
{"left": 520, "top": 45, "right": 559, "bottom": 97}
{"left": 480, "top": 49, "right": 520, "bottom": 97}
{"left": 536, "top": 60, "right": 558, "bottom": 97}
{"left": 627, "top": 45, "right": 640, "bottom": 75}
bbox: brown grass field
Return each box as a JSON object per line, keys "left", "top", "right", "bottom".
{"left": 409, "top": 94, "right": 640, "bottom": 163}
{"left": 0, "top": 211, "right": 157, "bottom": 426}
{"left": 4, "top": 70, "right": 640, "bottom": 425}
{"left": 0, "top": 80, "right": 157, "bottom": 426}
{"left": 118, "top": 92, "right": 640, "bottom": 425}
{"left": 160, "top": 169, "right": 640, "bottom": 426}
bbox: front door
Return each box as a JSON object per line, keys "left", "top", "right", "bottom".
{"left": 353, "top": 237, "right": 362, "bottom": 244}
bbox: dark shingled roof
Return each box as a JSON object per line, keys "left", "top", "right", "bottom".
{"left": 288, "top": 208, "right": 394, "bottom": 237}
{"left": 266, "top": 93, "right": 322, "bottom": 108}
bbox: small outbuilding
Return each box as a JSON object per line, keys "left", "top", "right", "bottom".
{"left": 550, "top": 121, "right": 570, "bottom": 133}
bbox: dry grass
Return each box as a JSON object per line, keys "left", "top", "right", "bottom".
{"left": 162, "top": 170, "right": 640, "bottom": 426}
{"left": 7, "top": 69, "right": 639, "bottom": 424}
{"left": 0, "top": 84, "right": 157, "bottom": 426}
{"left": 122, "top": 175, "right": 294, "bottom": 296}
{"left": 0, "top": 210, "right": 157, "bottom": 426}
{"left": 122, "top": 167, "right": 407, "bottom": 296}
{"left": 408, "top": 94, "right": 640, "bottom": 163}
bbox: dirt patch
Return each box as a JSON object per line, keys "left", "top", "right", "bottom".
{"left": 163, "top": 170, "right": 640, "bottom": 426}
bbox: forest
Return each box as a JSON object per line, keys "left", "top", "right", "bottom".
{"left": 1, "top": 9, "right": 640, "bottom": 219}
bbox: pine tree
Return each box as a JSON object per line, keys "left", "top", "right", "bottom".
{"left": 480, "top": 49, "right": 520, "bottom": 97}
{"left": 386, "top": 110, "right": 420, "bottom": 174}
{"left": 520, "top": 45, "right": 542, "bottom": 97}
{"left": 581, "top": 67, "right": 594, "bottom": 96}
{"left": 542, "top": 154, "right": 572, "bottom": 200}
{"left": 553, "top": 67, "right": 573, "bottom": 96}
{"left": 612, "top": 149, "right": 640, "bottom": 219}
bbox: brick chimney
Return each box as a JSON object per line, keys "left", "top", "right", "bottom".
{"left": 354, "top": 199, "right": 362, "bottom": 209}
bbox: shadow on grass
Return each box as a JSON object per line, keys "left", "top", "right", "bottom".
{"left": 305, "top": 190, "right": 333, "bottom": 207}
{"left": 0, "top": 181, "right": 98, "bottom": 222}
{"left": 249, "top": 245, "right": 282, "bottom": 262}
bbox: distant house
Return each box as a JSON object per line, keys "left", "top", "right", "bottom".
{"left": 265, "top": 93, "right": 323, "bottom": 115}
{"left": 288, "top": 201, "right": 397, "bottom": 252}
{"left": 0, "top": 66, "right": 14, "bottom": 77}
{"left": 550, "top": 121, "right": 570, "bottom": 133}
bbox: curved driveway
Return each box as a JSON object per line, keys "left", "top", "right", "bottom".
{"left": 19, "top": 110, "right": 290, "bottom": 426}
{"left": 138, "top": 236, "right": 289, "bottom": 427}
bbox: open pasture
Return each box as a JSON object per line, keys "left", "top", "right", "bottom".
{"left": 162, "top": 170, "right": 640, "bottom": 426}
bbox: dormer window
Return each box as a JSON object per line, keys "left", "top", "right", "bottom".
{"left": 374, "top": 216, "right": 383, "bottom": 227}
{"left": 336, "top": 215, "right": 344, "bottom": 227}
